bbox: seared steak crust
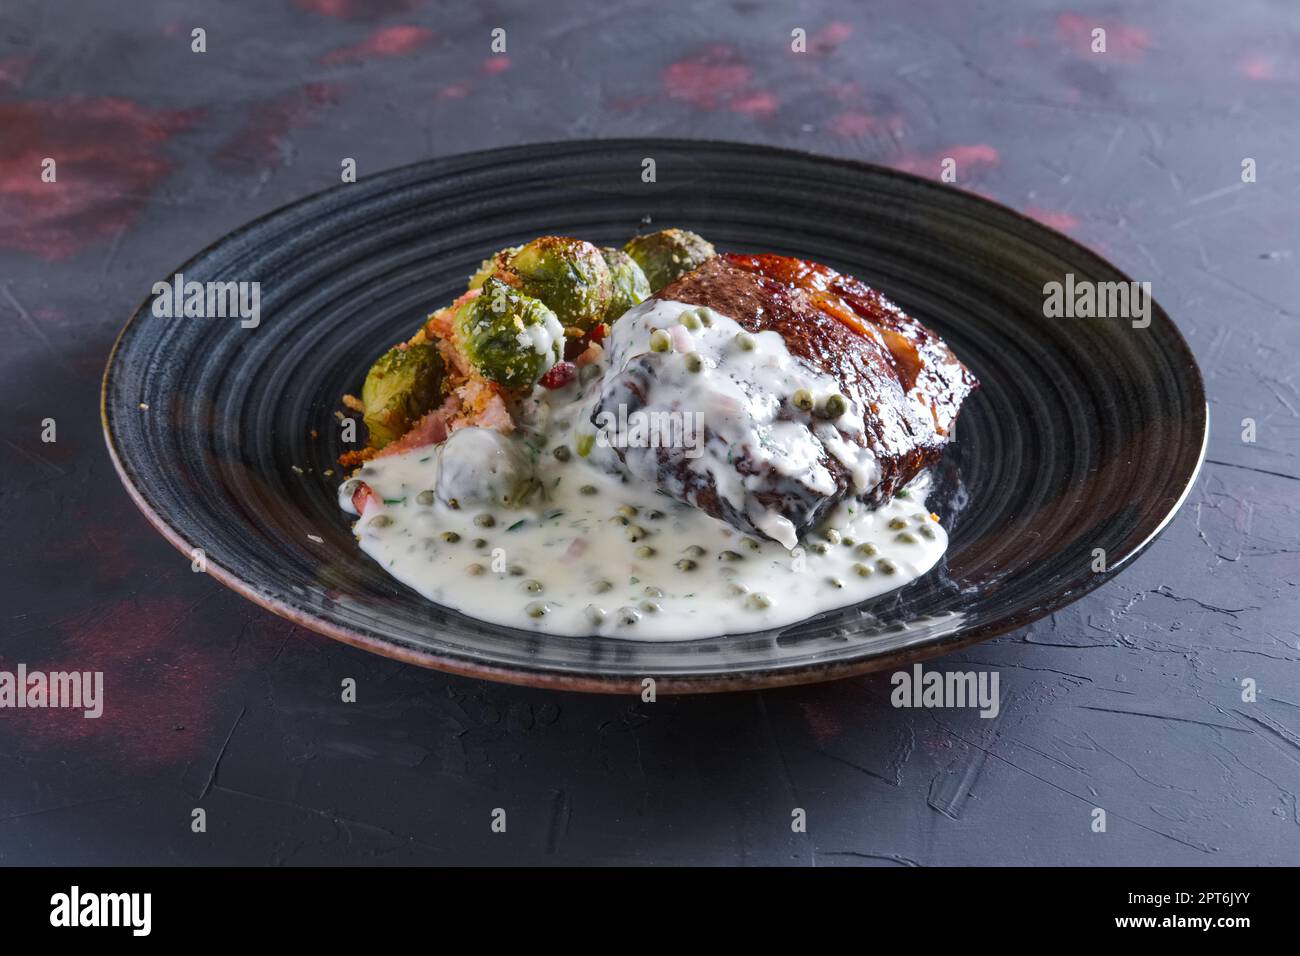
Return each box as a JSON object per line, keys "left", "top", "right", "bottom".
{"left": 594, "top": 253, "right": 977, "bottom": 544}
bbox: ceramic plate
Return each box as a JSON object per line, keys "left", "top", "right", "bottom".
{"left": 102, "top": 140, "right": 1207, "bottom": 693}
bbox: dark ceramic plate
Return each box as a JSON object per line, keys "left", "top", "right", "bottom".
{"left": 102, "top": 140, "right": 1206, "bottom": 693}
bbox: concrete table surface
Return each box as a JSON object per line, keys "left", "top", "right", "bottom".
{"left": 0, "top": 0, "right": 1296, "bottom": 865}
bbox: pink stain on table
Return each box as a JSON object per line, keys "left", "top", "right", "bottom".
{"left": 1236, "top": 52, "right": 1293, "bottom": 82}
{"left": 1024, "top": 205, "right": 1080, "bottom": 232}
{"left": 660, "top": 45, "right": 778, "bottom": 118}
{"left": 892, "top": 143, "right": 1000, "bottom": 179}
{"left": 809, "top": 21, "right": 854, "bottom": 54}
{"left": 297, "top": 0, "right": 421, "bottom": 20}
{"left": 214, "top": 83, "right": 339, "bottom": 173}
{"left": 1056, "top": 12, "right": 1150, "bottom": 63}
{"left": 482, "top": 55, "right": 511, "bottom": 75}
{"left": 0, "top": 597, "right": 223, "bottom": 765}
{"left": 828, "top": 109, "right": 905, "bottom": 139}
{"left": 0, "top": 96, "right": 197, "bottom": 261}
{"left": 0, "top": 53, "right": 33, "bottom": 89}
{"left": 319, "top": 24, "right": 434, "bottom": 65}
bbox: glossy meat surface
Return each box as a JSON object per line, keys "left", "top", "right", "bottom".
{"left": 593, "top": 253, "right": 978, "bottom": 544}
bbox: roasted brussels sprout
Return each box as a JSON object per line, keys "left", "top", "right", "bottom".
{"left": 361, "top": 342, "right": 444, "bottom": 449}
{"left": 623, "top": 228, "right": 715, "bottom": 293}
{"left": 453, "top": 277, "right": 565, "bottom": 390}
{"left": 503, "top": 236, "right": 612, "bottom": 332}
{"left": 600, "top": 247, "right": 651, "bottom": 320}
{"left": 468, "top": 245, "right": 522, "bottom": 291}
{"left": 436, "top": 427, "right": 538, "bottom": 509}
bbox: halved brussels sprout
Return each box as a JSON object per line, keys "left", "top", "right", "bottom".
{"left": 361, "top": 342, "right": 444, "bottom": 449}
{"left": 600, "top": 247, "right": 651, "bottom": 321}
{"left": 453, "top": 277, "right": 565, "bottom": 390}
{"left": 623, "top": 228, "right": 715, "bottom": 293}
{"left": 503, "top": 236, "right": 612, "bottom": 333}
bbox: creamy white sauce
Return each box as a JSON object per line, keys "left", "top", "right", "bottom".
{"left": 339, "top": 300, "right": 949, "bottom": 640}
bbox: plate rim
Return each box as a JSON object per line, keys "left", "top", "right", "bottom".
{"left": 101, "top": 137, "right": 1210, "bottom": 694}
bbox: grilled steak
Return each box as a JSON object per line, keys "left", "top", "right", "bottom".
{"left": 590, "top": 253, "right": 977, "bottom": 548}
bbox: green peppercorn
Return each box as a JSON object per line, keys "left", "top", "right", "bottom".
{"left": 576, "top": 433, "right": 595, "bottom": 457}
{"left": 416, "top": 490, "right": 435, "bottom": 506}
{"left": 591, "top": 579, "right": 613, "bottom": 593}
{"left": 856, "top": 542, "right": 879, "bottom": 556}
{"left": 853, "top": 562, "right": 873, "bottom": 577}
{"left": 369, "top": 515, "right": 393, "bottom": 528}
{"left": 895, "top": 531, "right": 918, "bottom": 544}
{"left": 522, "top": 579, "right": 544, "bottom": 594}
{"left": 675, "top": 558, "right": 698, "bottom": 572}
{"left": 474, "top": 513, "right": 496, "bottom": 528}
{"left": 579, "top": 484, "right": 598, "bottom": 496}
{"left": 746, "top": 592, "right": 772, "bottom": 610}
{"left": 681, "top": 311, "right": 701, "bottom": 330}
{"left": 684, "top": 352, "right": 704, "bottom": 373}
{"left": 734, "top": 331, "right": 755, "bottom": 351}
{"left": 649, "top": 329, "right": 671, "bottom": 352}
{"left": 636, "top": 545, "right": 657, "bottom": 559}
{"left": 792, "top": 388, "right": 815, "bottom": 412}
{"left": 553, "top": 445, "right": 572, "bottom": 462}
{"left": 876, "top": 559, "right": 897, "bottom": 575}
{"left": 525, "top": 601, "right": 549, "bottom": 619}
{"left": 440, "top": 530, "right": 460, "bottom": 543}
{"left": 467, "top": 563, "right": 485, "bottom": 576}
{"left": 888, "top": 517, "right": 908, "bottom": 530}
{"left": 626, "top": 525, "right": 649, "bottom": 542}
{"left": 820, "top": 393, "right": 849, "bottom": 419}
{"left": 682, "top": 544, "right": 706, "bottom": 558}
{"left": 718, "top": 550, "right": 743, "bottom": 561}
{"left": 617, "top": 505, "right": 639, "bottom": 518}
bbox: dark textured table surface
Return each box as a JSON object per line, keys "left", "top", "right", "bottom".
{"left": 1, "top": 0, "right": 1297, "bottom": 866}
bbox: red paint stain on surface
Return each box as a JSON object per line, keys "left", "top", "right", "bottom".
{"left": 797, "top": 700, "right": 845, "bottom": 746}
{"left": 892, "top": 143, "right": 1000, "bottom": 178}
{"left": 297, "top": 0, "right": 421, "bottom": 20}
{"left": 319, "top": 24, "right": 433, "bottom": 65}
{"left": 730, "top": 89, "right": 779, "bottom": 118}
{"left": 0, "top": 97, "right": 197, "bottom": 261}
{"left": 438, "top": 81, "right": 471, "bottom": 101}
{"left": 0, "top": 598, "right": 222, "bottom": 764}
{"left": 0, "top": 53, "right": 33, "bottom": 89}
{"left": 810, "top": 21, "right": 854, "bottom": 54}
{"left": 1056, "top": 13, "right": 1150, "bottom": 63}
{"left": 1024, "top": 205, "right": 1080, "bottom": 232}
{"left": 214, "top": 83, "right": 339, "bottom": 173}
{"left": 482, "top": 55, "right": 511, "bottom": 75}
{"left": 661, "top": 45, "right": 777, "bottom": 118}
{"left": 662, "top": 46, "right": 752, "bottom": 110}
{"left": 1238, "top": 53, "right": 1274, "bottom": 81}
{"left": 828, "top": 109, "right": 904, "bottom": 138}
